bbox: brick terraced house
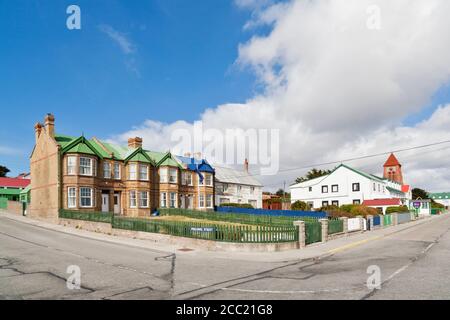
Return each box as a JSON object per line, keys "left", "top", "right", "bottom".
{"left": 29, "top": 114, "right": 215, "bottom": 221}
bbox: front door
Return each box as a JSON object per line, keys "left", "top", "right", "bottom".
{"left": 114, "top": 194, "right": 121, "bottom": 214}
{"left": 101, "top": 194, "right": 109, "bottom": 212}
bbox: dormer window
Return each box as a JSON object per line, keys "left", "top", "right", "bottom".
{"left": 169, "top": 168, "right": 178, "bottom": 184}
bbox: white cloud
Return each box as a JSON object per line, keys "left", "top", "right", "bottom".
{"left": 99, "top": 24, "right": 136, "bottom": 54}
{"left": 110, "top": 0, "right": 450, "bottom": 192}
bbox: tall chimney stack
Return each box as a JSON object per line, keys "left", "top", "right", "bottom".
{"left": 128, "top": 137, "right": 143, "bottom": 149}
{"left": 244, "top": 158, "right": 249, "bottom": 173}
{"left": 44, "top": 114, "right": 55, "bottom": 138}
{"left": 34, "top": 122, "right": 43, "bottom": 143}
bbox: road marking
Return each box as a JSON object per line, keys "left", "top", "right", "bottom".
{"left": 327, "top": 236, "right": 383, "bottom": 255}
{"left": 220, "top": 287, "right": 359, "bottom": 294}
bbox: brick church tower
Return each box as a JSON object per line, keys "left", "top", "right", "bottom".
{"left": 383, "top": 153, "right": 404, "bottom": 184}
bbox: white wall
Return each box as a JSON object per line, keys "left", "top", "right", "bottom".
{"left": 215, "top": 182, "right": 263, "bottom": 208}
{"left": 290, "top": 166, "right": 393, "bottom": 209}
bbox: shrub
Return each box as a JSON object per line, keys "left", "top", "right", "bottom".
{"left": 327, "top": 209, "right": 353, "bottom": 218}
{"left": 431, "top": 202, "right": 445, "bottom": 209}
{"left": 219, "top": 203, "right": 254, "bottom": 209}
{"left": 291, "top": 200, "right": 310, "bottom": 211}
{"left": 350, "top": 205, "right": 379, "bottom": 217}
{"left": 385, "top": 205, "right": 409, "bottom": 214}
{"left": 340, "top": 204, "right": 357, "bottom": 213}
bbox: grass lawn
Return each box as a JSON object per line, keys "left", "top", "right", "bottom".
{"left": 149, "top": 215, "right": 257, "bottom": 228}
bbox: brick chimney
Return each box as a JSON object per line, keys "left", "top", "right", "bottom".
{"left": 44, "top": 113, "right": 55, "bottom": 138}
{"left": 128, "top": 137, "right": 143, "bottom": 149}
{"left": 244, "top": 158, "right": 249, "bottom": 173}
{"left": 34, "top": 122, "right": 43, "bottom": 143}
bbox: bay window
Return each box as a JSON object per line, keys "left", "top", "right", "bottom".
{"left": 205, "top": 173, "right": 213, "bottom": 187}
{"left": 103, "top": 162, "right": 111, "bottom": 179}
{"left": 169, "top": 168, "right": 178, "bottom": 184}
{"left": 67, "top": 156, "right": 76, "bottom": 175}
{"left": 199, "top": 194, "right": 205, "bottom": 208}
{"left": 139, "top": 164, "right": 149, "bottom": 181}
{"left": 139, "top": 191, "right": 149, "bottom": 208}
{"left": 206, "top": 194, "right": 213, "bottom": 208}
{"left": 169, "top": 192, "right": 177, "bottom": 208}
{"left": 114, "top": 162, "right": 121, "bottom": 180}
{"left": 80, "top": 187, "right": 93, "bottom": 208}
{"left": 160, "top": 192, "right": 167, "bottom": 208}
{"left": 160, "top": 168, "right": 168, "bottom": 183}
{"left": 79, "top": 157, "right": 93, "bottom": 176}
{"left": 129, "top": 190, "right": 137, "bottom": 208}
{"left": 129, "top": 163, "right": 137, "bottom": 180}
{"left": 68, "top": 187, "right": 77, "bottom": 208}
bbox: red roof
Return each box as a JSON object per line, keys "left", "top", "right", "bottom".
{"left": 0, "top": 177, "right": 31, "bottom": 188}
{"left": 383, "top": 153, "right": 401, "bottom": 167}
{"left": 401, "top": 185, "right": 410, "bottom": 193}
{"left": 363, "top": 198, "right": 402, "bottom": 206}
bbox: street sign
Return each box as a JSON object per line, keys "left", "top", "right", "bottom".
{"left": 190, "top": 227, "right": 215, "bottom": 232}
{"left": 413, "top": 201, "right": 421, "bottom": 209}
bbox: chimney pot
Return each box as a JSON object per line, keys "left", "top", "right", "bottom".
{"left": 44, "top": 114, "right": 55, "bottom": 138}
{"left": 128, "top": 137, "right": 143, "bottom": 149}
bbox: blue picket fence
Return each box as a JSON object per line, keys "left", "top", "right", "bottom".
{"left": 216, "top": 206, "right": 327, "bottom": 218}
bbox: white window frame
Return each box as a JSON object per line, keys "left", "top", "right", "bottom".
{"left": 186, "top": 172, "right": 193, "bottom": 186}
{"left": 80, "top": 187, "right": 93, "bottom": 208}
{"left": 322, "top": 185, "right": 328, "bottom": 193}
{"left": 199, "top": 194, "right": 205, "bottom": 208}
{"left": 129, "top": 163, "right": 137, "bottom": 181}
{"left": 114, "top": 162, "right": 121, "bottom": 180}
{"left": 129, "top": 190, "right": 137, "bottom": 208}
{"left": 139, "top": 191, "right": 149, "bottom": 208}
{"left": 67, "top": 156, "right": 77, "bottom": 175}
{"left": 160, "top": 168, "right": 168, "bottom": 183}
{"left": 68, "top": 187, "right": 77, "bottom": 208}
{"left": 352, "top": 183, "right": 360, "bottom": 192}
{"left": 169, "top": 192, "right": 177, "bottom": 208}
{"left": 250, "top": 186, "right": 255, "bottom": 194}
{"left": 160, "top": 192, "right": 167, "bottom": 208}
{"left": 206, "top": 194, "right": 213, "bottom": 208}
{"left": 205, "top": 173, "right": 213, "bottom": 187}
{"left": 331, "top": 185, "right": 339, "bottom": 193}
{"left": 103, "top": 162, "right": 111, "bottom": 179}
{"left": 79, "top": 157, "right": 93, "bottom": 176}
{"left": 169, "top": 168, "right": 178, "bottom": 184}
{"left": 139, "top": 164, "right": 149, "bottom": 181}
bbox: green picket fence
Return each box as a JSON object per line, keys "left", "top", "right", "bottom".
{"left": 328, "top": 219, "right": 344, "bottom": 235}
{"left": 59, "top": 209, "right": 113, "bottom": 223}
{"left": 305, "top": 222, "right": 322, "bottom": 244}
{"left": 0, "top": 197, "right": 7, "bottom": 209}
{"left": 159, "top": 208, "right": 320, "bottom": 226}
{"left": 112, "top": 216, "right": 298, "bottom": 243}
{"left": 383, "top": 214, "right": 392, "bottom": 226}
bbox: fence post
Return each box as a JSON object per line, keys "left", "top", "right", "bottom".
{"left": 319, "top": 219, "right": 328, "bottom": 243}
{"left": 410, "top": 211, "right": 416, "bottom": 221}
{"left": 340, "top": 217, "right": 348, "bottom": 235}
{"left": 392, "top": 213, "right": 399, "bottom": 226}
{"left": 366, "top": 215, "right": 373, "bottom": 231}
{"left": 379, "top": 215, "right": 384, "bottom": 228}
{"left": 356, "top": 215, "right": 365, "bottom": 231}
{"left": 293, "top": 221, "right": 306, "bottom": 249}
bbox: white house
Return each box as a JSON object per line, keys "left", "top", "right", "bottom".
{"left": 429, "top": 192, "right": 450, "bottom": 209}
{"left": 290, "top": 154, "right": 411, "bottom": 212}
{"left": 214, "top": 164, "right": 263, "bottom": 209}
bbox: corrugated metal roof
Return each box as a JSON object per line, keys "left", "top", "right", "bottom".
{"left": 214, "top": 166, "right": 262, "bottom": 187}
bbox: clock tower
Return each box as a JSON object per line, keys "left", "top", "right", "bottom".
{"left": 383, "top": 153, "right": 403, "bottom": 184}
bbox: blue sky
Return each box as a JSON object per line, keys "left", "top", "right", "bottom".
{"left": 0, "top": 0, "right": 260, "bottom": 175}
{"left": 1, "top": 0, "right": 449, "bottom": 192}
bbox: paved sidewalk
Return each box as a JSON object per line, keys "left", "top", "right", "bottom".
{"left": 0, "top": 211, "right": 445, "bottom": 263}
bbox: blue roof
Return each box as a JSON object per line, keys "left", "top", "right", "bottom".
{"left": 175, "top": 155, "right": 215, "bottom": 173}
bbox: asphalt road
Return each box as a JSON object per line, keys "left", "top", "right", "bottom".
{"left": 1, "top": 214, "right": 450, "bottom": 300}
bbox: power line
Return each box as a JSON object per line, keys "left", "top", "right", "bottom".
{"left": 244, "top": 139, "right": 450, "bottom": 179}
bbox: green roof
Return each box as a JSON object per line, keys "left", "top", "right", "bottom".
{"left": 430, "top": 192, "right": 450, "bottom": 199}
{"left": 55, "top": 134, "right": 184, "bottom": 168}
{"left": 386, "top": 186, "right": 405, "bottom": 195}
{"left": 337, "top": 164, "right": 384, "bottom": 182}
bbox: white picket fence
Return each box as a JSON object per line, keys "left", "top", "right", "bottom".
{"left": 348, "top": 217, "right": 367, "bottom": 232}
